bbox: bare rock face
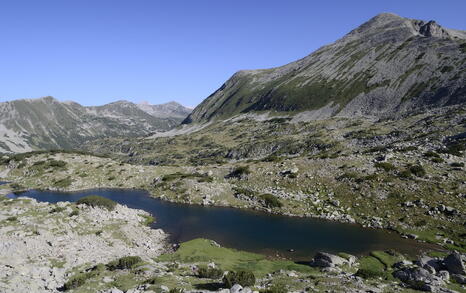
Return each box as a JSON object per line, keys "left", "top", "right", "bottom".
{"left": 185, "top": 13, "right": 466, "bottom": 124}
{"left": 310, "top": 252, "right": 347, "bottom": 268}
{"left": 416, "top": 20, "right": 451, "bottom": 38}
{"left": 393, "top": 267, "right": 445, "bottom": 292}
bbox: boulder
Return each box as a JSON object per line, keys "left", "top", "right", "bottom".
{"left": 443, "top": 253, "right": 465, "bottom": 275}
{"left": 393, "top": 267, "right": 445, "bottom": 292}
{"left": 415, "top": 256, "right": 444, "bottom": 272}
{"left": 452, "top": 274, "right": 466, "bottom": 284}
{"left": 310, "top": 252, "right": 346, "bottom": 268}
{"left": 230, "top": 284, "right": 243, "bottom": 293}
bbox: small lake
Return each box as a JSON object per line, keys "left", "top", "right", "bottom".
{"left": 8, "top": 188, "right": 437, "bottom": 260}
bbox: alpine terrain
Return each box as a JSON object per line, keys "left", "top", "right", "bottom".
{"left": 0, "top": 97, "right": 191, "bottom": 153}
{"left": 0, "top": 12, "right": 465, "bottom": 293}
{"left": 184, "top": 13, "right": 466, "bottom": 123}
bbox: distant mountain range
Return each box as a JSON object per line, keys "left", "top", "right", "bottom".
{"left": 184, "top": 13, "right": 466, "bottom": 123}
{"left": 0, "top": 97, "right": 191, "bottom": 153}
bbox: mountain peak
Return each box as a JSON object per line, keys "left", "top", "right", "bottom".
{"left": 346, "top": 13, "right": 462, "bottom": 42}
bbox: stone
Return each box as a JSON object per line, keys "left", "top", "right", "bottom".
{"left": 443, "top": 253, "right": 465, "bottom": 275}
{"left": 451, "top": 274, "right": 466, "bottom": 284}
{"left": 310, "top": 252, "right": 346, "bottom": 268}
{"left": 393, "top": 267, "right": 444, "bottom": 292}
{"left": 437, "top": 270, "right": 449, "bottom": 281}
{"left": 230, "top": 284, "right": 243, "bottom": 293}
{"left": 415, "top": 256, "right": 443, "bottom": 272}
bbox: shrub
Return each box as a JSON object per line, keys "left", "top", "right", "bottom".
{"left": 76, "top": 195, "right": 117, "bottom": 211}
{"left": 233, "top": 187, "right": 257, "bottom": 198}
{"left": 106, "top": 256, "right": 142, "bottom": 270}
{"left": 431, "top": 157, "right": 444, "bottom": 163}
{"left": 409, "top": 165, "right": 426, "bottom": 177}
{"left": 374, "top": 162, "right": 396, "bottom": 172}
{"left": 48, "top": 160, "right": 67, "bottom": 168}
{"left": 438, "top": 141, "right": 466, "bottom": 156}
{"left": 262, "top": 155, "right": 283, "bottom": 162}
{"left": 53, "top": 177, "right": 73, "bottom": 188}
{"left": 63, "top": 272, "right": 96, "bottom": 291}
{"left": 169, "top": 289, "right": 184, "bottom": 293}
{"left": 49, "top": 206, "right": 66, "bottom": 213}
{"left": 259, "top": 194, "right": 283, "bottom": 208}
{"left": 223, "top": 271, "right": 255, "bottom": 287}
{"left": 227, "top": 166, "right": 250, "bottom": 179}
{"left": 399, "top": 170, "right": 412, "bottom": 178}
{"left": 423, "top": 151, "right": 439, "bottom": 158}
{"left": 197, "top": 266, "right": 224, "bottom": 279}
{"left": 6, "top": 216, "right": 17, "bottom": 222}
{"left": 450, "top": 162, "right": 464, "bottom": 167}
{"left": 69, "top": 210, "right": 79, "bottom": 217}
{"left": 263, "top": 284, "right": 287, "bottom": 293}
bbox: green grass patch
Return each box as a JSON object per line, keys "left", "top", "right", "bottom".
{"left": 157, "top": 239, "right": 315, "bottom": 277}
{"left": 139, "top": 214, "right": 155, "bottom": 226}
{"left": 355, "top": 256, "right": 387, "bottom": 279}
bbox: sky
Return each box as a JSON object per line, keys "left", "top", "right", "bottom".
{"left": 0, "top": 0, "right": 465, "bottom": 107}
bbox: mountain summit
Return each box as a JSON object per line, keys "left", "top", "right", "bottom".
{"left": 184, "top": 13, "right": 466, "bottom": 123}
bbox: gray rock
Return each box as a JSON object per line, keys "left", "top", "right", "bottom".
{"left": 393, "top": 267, "right": 445, "bottom": 291}
{"left": 393, "top": 260, "right": 413, "bottom": 269}
{"left": 443, "top": 253, "right": 465, "bottom": 275}
{"left": 415, "top": 256, "right": 444, "bottom": 272}
{"left": 451, "top": 274, "right": 466, "bottom": 284}
{"left": 230, "top": 284, "right": 243, "bottom": 293}
{"left": 438, "top": 270, "right": 450, "bottom": 281}
{"left": 310, "top": 252, "right": 346, "bottom": 268}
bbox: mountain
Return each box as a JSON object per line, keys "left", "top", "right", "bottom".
{"left": 136, "top": 101, "right": 192, "bottom": 119}
{"left": 0, "top": 97, "right": 191, "bottom": 153}
{"left": 184, "top": 13, "right": 466, "bottom": 124}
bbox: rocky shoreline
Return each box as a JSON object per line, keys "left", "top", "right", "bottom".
{"left": 0, "top": 196, "right": 168, "bottom": 292}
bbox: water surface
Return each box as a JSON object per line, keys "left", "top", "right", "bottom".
{"left": 9, "top": 188, "right": 436, "bottom": 260}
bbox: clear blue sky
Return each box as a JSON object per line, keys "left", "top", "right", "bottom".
{"left": 0, "top": 0, "right": 465, "bottom": 107}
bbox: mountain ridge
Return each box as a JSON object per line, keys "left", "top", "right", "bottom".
{"left": 0, "top": 96, "right": 191, "bottom": 153}
{"left": 184, "top": 13, "right": 466, "bottom": 124}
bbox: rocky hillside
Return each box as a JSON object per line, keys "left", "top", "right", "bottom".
{"left": 0, "top": 97, "right": 191, "bottom": 153}
{"left": 184, "top": 13, "right": 466, "bottom": 123}
{"left": 136, "top": 101, "right": 192, "bottom": 119}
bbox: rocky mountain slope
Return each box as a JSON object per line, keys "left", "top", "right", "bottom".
{"left": 136, "top": 101, "right": 192, "bottom": 119}
{"left": 184, "top": 13, "right": 466, "bottom": 124}
{"left": 0, "top": 97, "right": 191, "bottom": 153}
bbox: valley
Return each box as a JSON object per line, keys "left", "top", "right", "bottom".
{"left": 0, "top": 11, "right": 465, "bottom": 293}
